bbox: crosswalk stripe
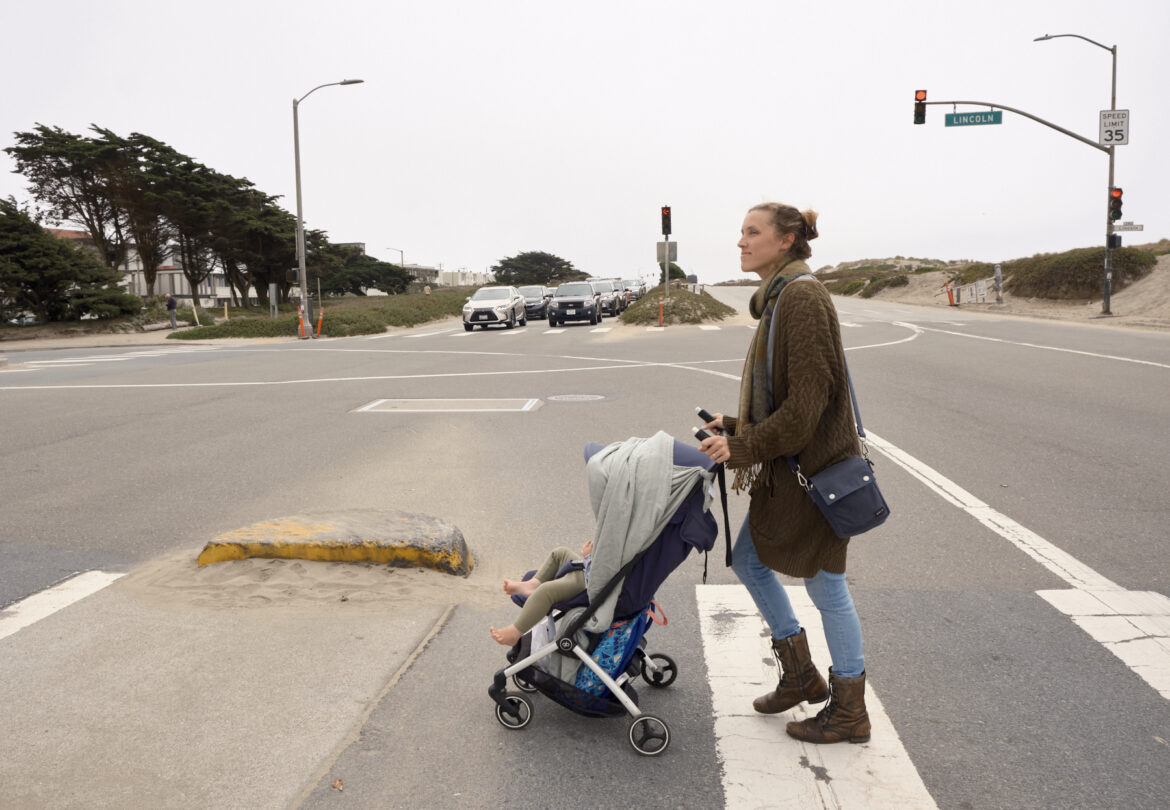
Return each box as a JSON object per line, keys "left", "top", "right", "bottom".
{"left": 0, "top": 571, "right": 124, "bottom": 642}
{"left": 697, "top": 584, "right": 936, "bottom": 809}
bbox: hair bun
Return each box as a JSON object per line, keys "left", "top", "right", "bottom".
{"left": 802, "top": 210, "right": 820, "bottom": 241}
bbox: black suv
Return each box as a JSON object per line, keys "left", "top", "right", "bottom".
{"left": 548, "top": 282, "right": 601, "bottom": 326}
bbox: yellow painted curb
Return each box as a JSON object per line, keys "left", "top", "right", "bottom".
{"left": 197, "top": 512, "right": 473, "bottom": 576}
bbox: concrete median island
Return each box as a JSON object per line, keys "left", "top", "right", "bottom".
{"left": 196, "top": 509, "right": 473, "bottom": 576}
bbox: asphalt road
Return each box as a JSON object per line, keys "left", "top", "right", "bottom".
{"left": 1, "top": 293, "right": 1168, "bottom": 809}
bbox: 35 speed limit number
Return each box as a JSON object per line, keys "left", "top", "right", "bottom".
{"left": 1099, "top": 109, "right": 1130, "bottom": 146}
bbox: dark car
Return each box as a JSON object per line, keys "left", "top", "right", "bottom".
{"left": 588, "top": 279, "right": 623, "bottom": 316}
{"left": 548, "top": 282, "right": 601, "bottom": 326}
{"left": 622, "top": 279, "right": 646, "bottom": 300}
{"left": 518, "top": 285, "right": 553, "bottom": 319}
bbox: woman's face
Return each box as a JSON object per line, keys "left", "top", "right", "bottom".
{"left": 738, "top": 209, "right": 794, "bottom": 276}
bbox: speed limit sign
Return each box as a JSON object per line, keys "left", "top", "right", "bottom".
{"left": 1100, "top": 109, "right": 1129, "bottom": 146}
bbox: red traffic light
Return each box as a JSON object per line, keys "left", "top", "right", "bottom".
{"left": 914, "top": 89, "right": 927, "bottom": 125}
{"left": 1110, "top": 187, "right": 1123, "bottom": 199}
{"left": 661, "top": 205, "right": 672, "bottom": 236}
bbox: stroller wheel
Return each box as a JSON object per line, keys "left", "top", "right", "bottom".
{"left": 512, "top": 671, "right": 538, "bottom": 693}
{"left": 640, "top": 653, "right": 678, "bottom": 688}
{"left": 494, "top": 693, "right": 533, "bottom": 730}
{"left": 628, "top": 715, "right": 670, "bottom": 756}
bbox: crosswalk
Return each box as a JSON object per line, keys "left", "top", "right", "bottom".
{"left": 17, "top": 346, "right": 219, "bottom": 369}
{"left": 698, "top": 584, "right": 937, "bottom": 809}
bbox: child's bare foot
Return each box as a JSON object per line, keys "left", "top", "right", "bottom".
{"left": 503, "top": 578, "right": 540, "bottom": 596}
{"left": 490, "top": 625, "right": 522, "bottom": 646}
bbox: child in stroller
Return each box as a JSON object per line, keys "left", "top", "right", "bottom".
{"left": 489, "top": 539, "right": 592, "bottom": 647}
{"left": 488, "top": 432, "right": 719, "bottom": 756}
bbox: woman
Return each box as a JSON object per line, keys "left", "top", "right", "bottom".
{"left": 698, "top": 202, "right": 870, "bottom": 745}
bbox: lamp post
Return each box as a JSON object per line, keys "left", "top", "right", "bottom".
{"left": 293, "top": 78, "right": 364, "bottom": 337}
{"left": 1034, "top": 33, "right": 1117, "bottom": 315}
{"left": 385, "top": 246, "right": 405, "bottom": 270}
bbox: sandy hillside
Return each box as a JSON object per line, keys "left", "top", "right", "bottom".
{"left": 863, "top": 253, "right": 1170, "bottom": 331}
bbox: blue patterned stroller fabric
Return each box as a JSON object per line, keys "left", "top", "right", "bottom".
{"left": 573, "top": 616, "right": 638, "bottom": 697}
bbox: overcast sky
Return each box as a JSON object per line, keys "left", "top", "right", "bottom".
{"left": 3, "top": 0, "right": 1166, "bottom": 284}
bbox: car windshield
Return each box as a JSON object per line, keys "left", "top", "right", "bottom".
{"left": 591, "top": 281, "right": 614, "bottom": 293}
{"left": 556, "top": 283, "right": 593, "bottom": 297}
{"left": 471, "top": 288, "right": 510, "bottom": 301}
{"left": 518, "top": 286, "right": 543, "bottom": 296}
{"left": 622, "top": 279, "right": 639, "bottom": 288}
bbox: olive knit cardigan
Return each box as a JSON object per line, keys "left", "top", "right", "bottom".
{"left": 723, "top": 268, "right": 860, "bottom": 578}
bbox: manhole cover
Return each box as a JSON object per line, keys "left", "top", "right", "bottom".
{"left": 547, "top": 394, "right": 605, "bottom": 402}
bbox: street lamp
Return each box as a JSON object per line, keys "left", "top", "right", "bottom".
{"left": 1034, "top": 33, "right": 1118, "bottom": 315}
{"left": 293, "top": 78, "right": 364, "bottom": 337}
{"left": 385, "top": 246, "right": 405, "bottom": 270}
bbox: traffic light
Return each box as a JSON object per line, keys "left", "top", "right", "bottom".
{"left": 661, "top": 205, "right": 672, "bottom": 236}
{"left": 1108, "top": 233, "right": 1122, "bottom": 249}
{"left": 1109, "top": 187, "right": 1123, "bottom": 221}
{"left": 914, "top": 90, "right": 927, "bottom": 125}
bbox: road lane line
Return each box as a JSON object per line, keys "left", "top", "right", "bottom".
{"left": 865, "top": 431, "right": 1117, "bottom": 590}
{"left": 699, "top": 584, "right": 937, "bottom": 809}
{"left": 894, "top": 322, "right": 1170, "bottom": 369}
{"left": 866, "top": 430, "right": 1170, "bottom": 701}
{"left": 0, "top": 571, "right": 124, "bottom": 642}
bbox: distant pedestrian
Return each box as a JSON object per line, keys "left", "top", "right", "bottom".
{"left": 423, "top": 284, "right": 432, "bottom": 296}
{"left": 699, "top": 201, "right": 870, "bottom": 745}
{"left": 166, "top": 294, "right": 177, "bottom": 329}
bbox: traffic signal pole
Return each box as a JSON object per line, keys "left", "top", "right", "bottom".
{"left": 919, "top": 97, "right": 1115, "bottom": 314}
{"left": 921, "top": 34, "right": 1121, "bottom": 315}
{"left": 661, "top": 205, "right": 672, "bottom": 300}
{"left": 1103, "top": 46, "right": 1118, "bottom": 315}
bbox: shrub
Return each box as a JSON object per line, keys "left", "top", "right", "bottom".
{"left": 859, "top": 274, "right": 909, "bottom": 298}
{"left": 620, "top": 285, "right": 734, "bottom": 325}
{"left": 1004, "top": 247, "right": 1155, "bottom": 299}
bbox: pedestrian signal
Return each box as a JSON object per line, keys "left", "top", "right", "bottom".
{"left": 914, "top": 90, "right": 927, "bottom": 125}
{"left": 1108, "top": 187, "right": 1123, "bottom": 221}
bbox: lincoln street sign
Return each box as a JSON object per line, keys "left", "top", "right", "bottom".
{"left": 945, "top": 111, "right": 1003, "bottom": 127}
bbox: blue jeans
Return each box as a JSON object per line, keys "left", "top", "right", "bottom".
{"left": 731, "top": 515, "right": 865, "bottom": 678}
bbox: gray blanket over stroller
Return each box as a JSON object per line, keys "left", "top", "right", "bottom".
{"left": 583, "top": 431, "right": 711, "bottom": 633}
{"left": 542, "top": 432, "right": 711, "bottom": 685}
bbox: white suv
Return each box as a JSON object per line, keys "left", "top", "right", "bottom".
{"left": 462, "top": 286, "right": 527, "bottom": 331}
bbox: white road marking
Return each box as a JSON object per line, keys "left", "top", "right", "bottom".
{"left": 839, "top": 322, "right": 862, "bottom": 328}
{"left": 894, "top": 322, "right": 1170, "bottom": 370}
{"left": 699, "top": 584, "right": 937, "bottom": 809}
{"left": 21, "top": 363, "right": 93, "bottom": 368}
{"left": 844, "top": 322, "right": 924, "bottom": 352}
{"left": 590, "top": 327, "right": 612, "bottom": 333}
{"left": 27, "top": 357, "right": 129, "bottom": 364}
{"left": 698, "top": 325, "right": 721, "bottom": 331}
{"left": 0, "top": 571, "right": 124, "bottom": 642}
{"left": 867, "top": 430, "right": 1170, "bottom": 701}
{"left": 1037, "top": 589, "right": 1170, "bottom": 700}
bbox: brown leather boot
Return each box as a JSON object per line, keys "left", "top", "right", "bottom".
{"left": 785, "top": 669, "right": 871, "bottom": 744}
{"left": 752, "top": 628, "right": 829, "bottom": 714}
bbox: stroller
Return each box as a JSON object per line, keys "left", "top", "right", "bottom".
{"left": 488, "top": 432, "right": 720, "bottom": 756}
